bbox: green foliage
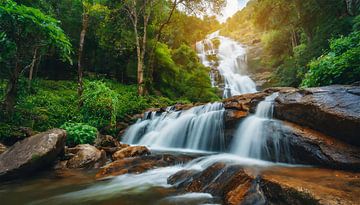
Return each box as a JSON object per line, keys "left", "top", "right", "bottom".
{"left": 302, "top": 31, "right": 360, "bottom": 87}
{"left": 261, "top": 29, "right": 293, "bottom": 67}
{"left": 162, "top": 11, "right": 220, "bottom": 48}
{"left": 81, "top": 81, "right": 119, "bottom": 128}
{"left": 12, "top": 79, "right": 80, "bottom": 131}
{"left": 60, "top": 122, "right": 98, "bottom": 146}
{"left": 153, "top": 43, "right": 219, "bottom": 102}
{"left": 223, "top": 0, "right": 354, "bottom": 87}
{"left": 0, "top": 78, "right": 178, "bottom": 142}
{"left": 0, "top": 0, "right": 72, "bottom": 64}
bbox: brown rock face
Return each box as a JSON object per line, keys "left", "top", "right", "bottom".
{"left": 65, "top": 144, "right": 107, "bottom": 169}
{"left": 112, "top": 145, "right": 150, "bottom": 161}
{"left": 96, "top": 154, "right": 195, "bottom": 179}
{"left": 95, "top": 135, "right": 121, "bottom": 148}
{"left": 274, "top": 85, "right": 360, "bottom": 146}
{"left": 258, "top": 166, "right": 360, "bottom": 205}
{"left": 168, "top": 162, "right": 360, "bottom": 205}
{"left": 168, "top": 163, "right": 263, "bottom": 205}
{"left": 0, "top": 129, "right": 66, "bottom": 179}
{"left": 276, "top": 121, "right": 360, "bottom": 170}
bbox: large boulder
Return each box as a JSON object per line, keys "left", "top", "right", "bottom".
{"left": 65, "top": 144, "right": 107, "bottom": 169}
{"left": 168, "top": 163, "right": 360, "bottom": 205}
{"left": 276, "top": 121, "right": 360, "bottom": 170}
{"left": 274, "top": 85, "right": 360, "bottom": 146}
{"left": 112, "top": 145, "right": 150, "bottom": 161}
{"left": 0, "top": 129, "right": 66, "bottom": 179}
{"left": 168, "top": 163, "right": 263, "bottom": 205}
{"left": 258, "top": 166, "right": 360, "bottom": 205}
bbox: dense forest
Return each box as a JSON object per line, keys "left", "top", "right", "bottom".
{"left": 223, "top": 0, "right": 360, "bottom": 87}
{"left": 0, "top": 0, "right": 223, "bottom": 143}
{"left": 0, "top": 0, "right": 359, "bottom": 144}
{"left": 1, "top": 1, "right": 360, "bottom": 204}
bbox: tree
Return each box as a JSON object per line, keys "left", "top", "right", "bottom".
{"left": 121, "top": 0, "right": 225, "bottom": 95}
{"left": 121, "top": 0, "right": 156, "bottom": 96}
{"left": 147, "top": 0, "right": 225, "bottom": 87}
{"left": 0, "top": 0, "right": 72, "bottom": 114}
{"left": 77, "top": 0, "right": 108, "bottom": 98}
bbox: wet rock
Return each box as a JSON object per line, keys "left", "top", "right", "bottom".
{"left": 96, "top": 154, "right": 195, "bottom": 179}
{"left": 258, "top": 166, "right": 360, "bottom": 205}
{"left": 223, "top": 92, "right": 268, "bottom": 113}
{"left": 168, "top": 163, "right": 257, "bottom": 205}
{"left": 274, "top": 85, "right": 360, "bottom": 146}
{"left": 97, "top": 143, "right": 130, "bottom": 156}
{"left": 112, "top": 145, "right": 150, "bottom": 161}
{"left": 65, "top": 144, "right": 107, "bottom": 169}
{"left": 276, "top": 121, "right": 360, "bottom": 170}
{"left": 168, "top": 161, "right": 360, "bottom": 205}
{"left": 223, "top": 87, "right": 296, "bottom": 114}
{"left": 0, "top": 143, "right": 7, "bottom": 154}
{"left": 95, "top": 135, "right": 121, "bottom": 148}
{"left": 167, "top": 169, "right": 200, "bottom": 187}
{"left": 174, "top": 103, "right": 197, "bottom": 111}
{"left": 0, "top": 129, "right": 66, "bottom": 179}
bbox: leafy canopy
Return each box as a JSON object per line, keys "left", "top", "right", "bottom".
{"left": 0, "top": 0, "right": 72, "bottom": 64}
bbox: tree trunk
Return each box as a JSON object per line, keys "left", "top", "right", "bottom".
{"left": 131, "top": 5, "right": 144, "bottom": 96}
{"left": 28, "top": 48, "right": 38, "bottom": 89}
{"left": 3, "top": 61, "right": 21, "bottom": 114}
{"left": 78, "top": 12, "right": 89, "bottom": 99}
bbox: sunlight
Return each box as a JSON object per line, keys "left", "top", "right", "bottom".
{"left": 217, "top": 0, "right": 250, "bottom": 23}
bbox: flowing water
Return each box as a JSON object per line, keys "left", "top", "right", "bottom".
{"left": 230, "top": 93, "right": 292, "bottom": 162}
{"left": 196, "top": 31, "right": 257, "bottom": 98}
{"left": 3, "top": 153, "right": 274, "bottom": 205}
{"left": 122, "top": 102, "right": 226, "bottom": 152}
{"left": 0, "top": 33, "right": 295, "bottom": 205}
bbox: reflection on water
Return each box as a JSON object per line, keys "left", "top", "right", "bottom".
{"left": 0, "top": 153, "right": 303, "bottom": 205}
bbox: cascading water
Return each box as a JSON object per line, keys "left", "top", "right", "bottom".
{"left": 230, "top": 93, "right": 292, "bottom": 162}
{"left": 196, "top": 31, "right": 257, "bottom": 98}
{"left": 73, "top": 31, "right": 293, "bottom": 205}
{"left": 122, "top": 102, "right": 225, "bottom": 152}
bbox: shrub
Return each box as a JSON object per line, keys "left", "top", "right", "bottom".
{"left": 60, "top": 122, "right": 98, "bottom": 146}
{"left": 81, "top": 81, "right": 119, "bottom": 128}
{"left": 302, "top": 31, "right": 360, "bottom": 87}
{"left": 14, "top": 79, "right": 80, "bottom": 131}
{"left": 153, "top": 43, "right": 219, "bottom": 102}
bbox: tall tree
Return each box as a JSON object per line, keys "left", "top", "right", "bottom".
{"left": 77, "top": 0, "right": 108, "bottom": 98}
{"left": 122, "top": 0, "right": 156, "bottom": 95}
{"left": 0, "top": 0, "right": 72, "bottom": 114}
{"left": 122, "top": 0, "right": 225, "bottom": 95}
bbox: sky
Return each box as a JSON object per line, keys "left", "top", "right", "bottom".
{"left": 217, "top": 0, "right": 250, "bottom": 23}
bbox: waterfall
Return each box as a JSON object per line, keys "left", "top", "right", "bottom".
{"left": 122, "top": 103, "right": 225, "bottom": 152}
{"left": 230, "top": 93, "right": 292, "bottom": 162}
{"left": 196, "top": 31, "right": 257, "bottom": 98}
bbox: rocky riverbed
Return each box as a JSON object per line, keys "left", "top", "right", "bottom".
{"left": 0, "top": 85, "right": 359, "bottom": 204}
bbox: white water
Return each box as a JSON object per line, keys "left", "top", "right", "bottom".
{"left": 230, "top": 93, "right": 292, "bottom": 162}
{"left": 196, "top": 31, "right": 257, "bottom": 98}
{"left": 51, "top": 32, "right": 293, "bottom": 204}
{"left": 37, "top": 93, "right": 295, "bottom": 204}
{"left": 122, "top": 102, "right": 225, "bottom": 152}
